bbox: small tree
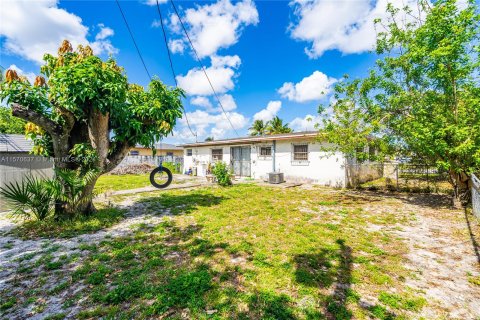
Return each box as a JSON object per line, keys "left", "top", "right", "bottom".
{"left": 320, "top": 0, "right": 480, "bottom": 206}
{"left": 0, "top": 41, "right": 184, "bottom": 216}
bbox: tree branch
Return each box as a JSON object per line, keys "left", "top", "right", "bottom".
{"left": 104, "top": 140, "right": 132, "bottom": 173}
{"left": 11, "top": 103, "right": 63, "bottom": 135}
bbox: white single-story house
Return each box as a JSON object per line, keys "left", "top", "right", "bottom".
{"left": 181, "top": 131, "right": 380, "bottom": 187}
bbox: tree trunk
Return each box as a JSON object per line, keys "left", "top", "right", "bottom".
{"left": 449, "top": 170, "right": 471, "bottom": 208}
{"left": 77, "top": 175, "right": 99, "bottom": 215}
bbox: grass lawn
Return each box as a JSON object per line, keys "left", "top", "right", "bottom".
{"left": 94, "top": 174, "right": 152, "bottom": 193}
{"left": 1, "top": 184, "right": 476, "bottom": 319}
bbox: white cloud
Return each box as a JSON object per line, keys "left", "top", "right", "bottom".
{"left": 169, "top": 0, "right": 259, "bottom": 58}
{"left": 289, "top": 0, "right": 424, "bottom": 58}
{"left": 211, "top": 55, "right": 241, "bottom": 68}
{"left": 176, "top": 55, "right": 240, "bottom": 96}
{"left": 143, "top": 0, "right": 167, "bottom": 6}
{"left": 253, "top": 100, "right": 282, "bottom": 122}
{"left": 218, "top": 94, "right": 237, "bottom": 111}
{"left": 0, "top": 0, "right": 117, "bottom": 64}
{"left": 191, "top": 96, "right": 212, "bottom": 109}
{"left": 168, "top": 39, "right": 185, "bottom": 54}
{"left": 178, "top": 109, "right": 248, "bottom": 140}
{"left": 278, "top": 71, "right": 337, "bottom": 103}
{"left": 7, "top": 64, "right": 36, "bottom": 84}
{"left": 95, "top": 25, "right": 114, "bottom": 41}
{"left": 289, "top": 114, "right": 322, "bottom": 132}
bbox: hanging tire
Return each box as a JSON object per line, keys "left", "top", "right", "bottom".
{"left": 150, "top": 167, "right": 173, "bottom": 189}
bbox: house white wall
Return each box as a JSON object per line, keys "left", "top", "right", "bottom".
{"left": 183, "top": 138, "right": 347, "bottom": 186}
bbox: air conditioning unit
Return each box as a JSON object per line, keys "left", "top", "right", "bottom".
{"left": 268, "top": 172, "right": 284, "bottom": 184}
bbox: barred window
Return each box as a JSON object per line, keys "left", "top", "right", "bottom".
{"left": 293, "top": 144, "right": 308, "bottom": 161}
{"left": 186, "top": 149, "right": 192, "bottom": 156}
{"left": 259, "top": 146, "right": 272, "bottom": 157}
{"left": 211, "top": 149, "right": 223, "bottom": 161}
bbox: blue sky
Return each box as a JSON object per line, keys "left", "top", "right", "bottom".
{"left": 1, "top": 0, "right": 408, "bottom": 143}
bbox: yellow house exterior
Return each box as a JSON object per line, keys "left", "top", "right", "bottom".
{"left": 129, "top": 143, "right": 183, "bottom": 157}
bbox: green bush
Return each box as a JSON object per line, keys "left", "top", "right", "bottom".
{"left": 211, "top": 162, "right": 232, "bottom": 186}
{"left": 0, "top": 169, "right": 98, "bottom": 221}
{"left": 161, "top": 162, "right": 181, "bottom": 174}
{"left": 0, "top": 175, "right": 56, "bottom": 220}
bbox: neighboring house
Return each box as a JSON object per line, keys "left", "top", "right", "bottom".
{"left": 0, "top": 134, "right": 53, "bottom": 211}
{"left": 181, "top": 131, "right": 369, "bottom": 187}
{"left": 129, "top": 143, "right": 183, "bottom": 157}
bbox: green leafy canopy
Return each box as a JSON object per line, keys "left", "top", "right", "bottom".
{"left": 320, "top": 0, "right": 480, "bottom": 194}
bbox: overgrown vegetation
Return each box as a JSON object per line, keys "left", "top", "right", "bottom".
{"left": 211, "top": 161, "right": 232, "bottom": 186}
{"left": 319, "top": 0, "right": 480, "bottom": 206}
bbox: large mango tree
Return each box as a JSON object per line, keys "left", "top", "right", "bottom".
{"left": 0, "top": 40, "right": 184, "bottom": 216}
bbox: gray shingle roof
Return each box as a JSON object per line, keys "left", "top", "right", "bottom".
{"left": 0, "top": 134, "right": 34, "bottom": 153}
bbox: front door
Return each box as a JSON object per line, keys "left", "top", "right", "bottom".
{"left": 231, "top": 146, "right": 251, "bottom": 177}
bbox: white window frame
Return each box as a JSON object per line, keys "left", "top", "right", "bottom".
{"left": 211, "top": 148, "right": 223, "bottom": 162}
{"left": 186, "top": 149, "right": 193, "bottom": 156}
{"left": 292, "top": 143, "right": 309, "bottom": 165}
{"left": 257, "top": 145, "right": 272, "bottom": 160}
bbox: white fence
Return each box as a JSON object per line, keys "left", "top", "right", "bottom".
{"left": 472, "top": 173, "right": 480, "bottom": 219}
{"left": 117, "top": 155, "right": 184, "bottom": 170}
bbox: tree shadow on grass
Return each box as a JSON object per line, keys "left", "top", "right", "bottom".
{"left": 294, "top": 239, "right": 398, "bottom": 320}
{"left": 133, "top": 190, "right": 226, "bottom": 215}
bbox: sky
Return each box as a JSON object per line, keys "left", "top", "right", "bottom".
{"left": 0, "top": 0, "right": 423, "bottom": 144}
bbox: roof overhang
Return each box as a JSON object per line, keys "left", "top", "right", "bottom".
{"left": 180, "top": 131, "right": 319, "bottom": 148}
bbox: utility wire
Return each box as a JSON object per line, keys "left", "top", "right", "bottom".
{"left": 155, "top": 0, "right": 197, "bottom": 142}
{"left": 116, "top": 0, "right": 197, "bottom": 142}
{"left": 115, "top": 0, "right": 151, "bottom": 81}
{"left": 169, "top": 0, "right": 240, "bottom": 137}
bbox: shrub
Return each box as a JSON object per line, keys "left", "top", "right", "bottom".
{"left": 0, "top": 175, "right": 56, "bottom": 220}
{"left": 211, "top": 162, "right": 232, "bottom": 186}
{"left": 161, "top": 162, "right": 181, "bottom": 174}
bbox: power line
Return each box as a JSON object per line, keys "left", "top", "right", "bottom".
{"left": 169, "top": 0, "right": 240, "bottom": 137}
{"left": 115, "top": 0, "right": 151, "bottom": 81}
{"left": 155, "top": 0, "right": 197, "bottom": 142}
{"left": 156, "top": 0, "right": 177, "bottom": 85}
{"left": 115, "top": 0, "right": 197, "bottom": 142}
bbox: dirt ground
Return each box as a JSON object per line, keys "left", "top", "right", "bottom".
{"left": 0, "top": 186, "right": 479, "bottom": 319}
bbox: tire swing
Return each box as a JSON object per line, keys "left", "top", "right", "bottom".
{"left": 150, "top": 165, "right": 173, "bottom": 189}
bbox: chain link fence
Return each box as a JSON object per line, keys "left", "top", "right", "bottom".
{"left": 472, "top": 173, "right": 480, "bottom": 219}
{"left": 354, "top": 162, "right": 451, "bottom": 193}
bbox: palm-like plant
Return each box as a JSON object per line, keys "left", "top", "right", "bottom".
{"left": 50, "top": 169, "right": 98, "bottom": 216}
{"left": 249, "top": 120, "right": 267, "bottom": 136}
{"left": 266, "top": 116, "right": 293, "bottom": 134}
{"left": 0, "top": 176, "right": 56, "bottom": 220}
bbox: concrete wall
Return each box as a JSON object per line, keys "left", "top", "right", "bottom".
{"left": 183, "top": 139, "right": 347, "bottom": 186}
{"left": 0, "top": 153, "right": 54, "bottom": 212}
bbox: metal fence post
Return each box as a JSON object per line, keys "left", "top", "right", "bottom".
{"left": 472, "top": 174, "right": 480, "bottom": 219}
